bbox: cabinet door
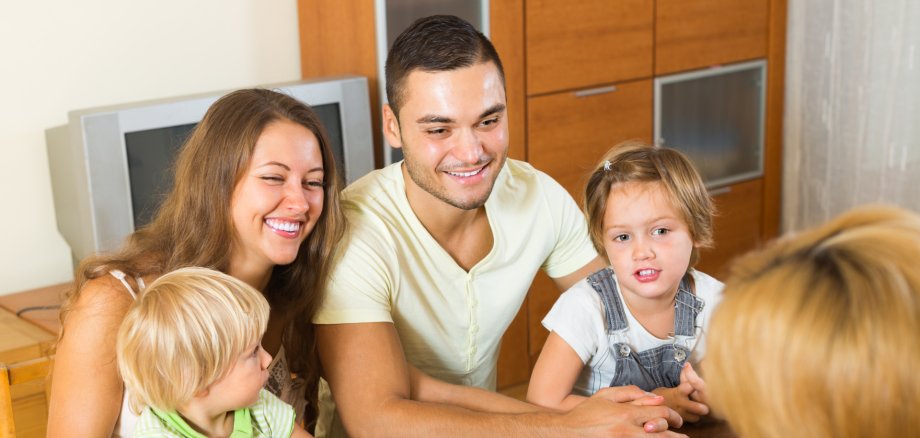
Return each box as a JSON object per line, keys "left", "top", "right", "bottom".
{"left": 696, "top": 178, "right": 763, "bottom": 279}
{"left": 527, "top": 79, "right": 653, "bottom": 204}
{"left": 526, "top": 0, "right": 653, "bottom": 96}
{"left": 656, "top": 0, "right": 769, "bottom": 75}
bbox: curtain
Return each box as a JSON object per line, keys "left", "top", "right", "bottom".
{"left": 783, "top": 0, "right": 920, "bottom": 231}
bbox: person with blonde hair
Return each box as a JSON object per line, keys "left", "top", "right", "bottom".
{"left": 49, "top": 88, "right": 345, "bottom": 436}
{"left": 704, "top": 205, "right": 920, "bottom": 438}
{"left": 528, "top": 141, "right": 722, "bottom": 423}
{"left": 117, "top": 267, "right": 311, "bottom": 437}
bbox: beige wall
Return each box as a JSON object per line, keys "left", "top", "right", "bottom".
{"left": 0, "top": 1, "right": 301, "bottom": 295}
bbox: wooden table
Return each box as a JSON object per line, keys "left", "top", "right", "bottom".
{"left": 0, "top": 283, "right": 66, "bottom": 438}
{"left": 0, "top": 282, "right": 68, "bottom": 336}
{"left": 0, "top": 307, "right": 56, "bottom": 438}
{"left": 677, "top": 417, "right": 738, "bottom": 438}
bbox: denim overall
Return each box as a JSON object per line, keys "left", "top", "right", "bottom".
{"left": 586, "top": 268, "right": 704, "bottom": 392}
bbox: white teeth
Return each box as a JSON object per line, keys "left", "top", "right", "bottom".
{"left": 638, "top": 269, "right": 656, "bottom": 276}
{"left": 447, "top": 167, "right": 482, "bottom": 177}
{"left": 265, "top": 219, "right": 301, "bottom": 233}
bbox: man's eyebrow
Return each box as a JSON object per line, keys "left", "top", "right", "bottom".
{"left": 414, "top": 104, "right": 506, "bottom": 125}
{"left": 416, "top": 115, "right": 454, "bottom": 124}
{"left": 479, "top": 104, "right": 506, "bottom": 119}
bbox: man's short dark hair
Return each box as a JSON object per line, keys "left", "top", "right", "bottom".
{"left": 385, "top": 15, "right": 506, "bottom": 119}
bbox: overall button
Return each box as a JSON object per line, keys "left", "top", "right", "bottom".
{"left": 674, "top": 349, "right": 687, "bottom": 362}
{"left": 618, "top": 344, "right": 631, "bottom": 357}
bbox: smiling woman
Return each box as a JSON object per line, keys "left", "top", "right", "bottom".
{"left": 46, "top": 89, "right": 345, "bottom": 437}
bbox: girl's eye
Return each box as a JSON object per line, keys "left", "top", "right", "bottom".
{"left": 652, "top": 228, "right": 670, "bottom": 236}
{"left": 613, "top": 234, "right": 630, "bottom": 242}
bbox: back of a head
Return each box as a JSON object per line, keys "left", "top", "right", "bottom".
{"left": 705, "top": 205, "right": 920, "bottom": 438}
{"left": 385, "top": 14, "right": 505, "bottom": 118}
{"left": 116, "top": 267, "right": 270, "bottom": 413}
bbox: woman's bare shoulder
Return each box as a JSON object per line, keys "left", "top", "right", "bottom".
{"left": 67, "top": 275, "right": 138, "bottom": 322}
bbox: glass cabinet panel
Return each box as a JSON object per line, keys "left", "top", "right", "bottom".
{"left": 655, "top": 60, "right": 766, "bottom": 188}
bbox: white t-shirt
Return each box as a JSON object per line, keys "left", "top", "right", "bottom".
{"left": 314, "top": 160, "right": 598, "bottom": 437}
{"left": 542, "top": 269, "right": 723, "bottom": 396}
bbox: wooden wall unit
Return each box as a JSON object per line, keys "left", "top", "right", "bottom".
{"left": 527, "top": 80, "right": 653, "bottom": 203}
{"left": 296, "top": 0, "right": 786, "bottom": 392}
{"left": 525, "top": 0, "right": 653, "bottom": 95}
{"left": 655, "top": 0, "right": 770, "bottom": 75}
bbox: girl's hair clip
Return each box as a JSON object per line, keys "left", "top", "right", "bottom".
{"left": 603, "top": 160, "right": 612, "bottom": 172}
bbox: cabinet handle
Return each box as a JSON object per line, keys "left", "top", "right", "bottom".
{"left": 574, "top": 85, "right": 617, "bottom": 98}
{"left": 708, "top": 187, "right": 732, "bottom": 196}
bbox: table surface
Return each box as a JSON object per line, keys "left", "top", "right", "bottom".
{"left": 677, "top": 417, "right": 738, "bottom": 438}
{"left": 0, "top": 307, "right": 55, "bottom": 364}
{"left": 0, "top": 282, "right": 68, "bottom": 336}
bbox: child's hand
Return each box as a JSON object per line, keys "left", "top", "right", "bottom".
{"left": 680, "top": 362, "right": 709, "bottom": 406}
{"left": 652, "top": 382, "right": 709, "bottom": 423}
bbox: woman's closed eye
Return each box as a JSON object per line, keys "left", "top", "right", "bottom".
{"left": 260, "top": 175, "right": 285, "bottom": 184}
{"left": 303, "top": 179, "right": 326, "bottom": 189}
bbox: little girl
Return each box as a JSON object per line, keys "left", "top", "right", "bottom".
{"left": 527, "top": 142, "right": 722, "bottom": 423}
{"left": 116, "top": 267, "right": 312, "bottom": 437}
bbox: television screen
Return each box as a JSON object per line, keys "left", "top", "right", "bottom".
{"left": 123, "top": 103, "right": 345, "bottom": 228}
{"left": 47, "top": 76, "right": 373, "bottom": 264}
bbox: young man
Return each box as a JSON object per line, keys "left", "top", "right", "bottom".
{"left": 314, "top": 15, "right": 684, "bottom": 437}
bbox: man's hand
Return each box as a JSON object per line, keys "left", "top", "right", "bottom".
{"left": 562, "top": 385, "right": 687, "bottom": 436}
{"left": 652, "top": 383, "right": 709, "bottom": 423}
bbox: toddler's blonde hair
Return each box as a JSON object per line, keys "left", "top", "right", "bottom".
{"left": 116, "top": 267, "right": 269, "bottom": 412}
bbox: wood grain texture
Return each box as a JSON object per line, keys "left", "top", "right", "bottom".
{"left": 655, "top": 0, "right": 769, "bottom": 75}
{"left": 490, "top": 0, "right": 527, "bottom": 161}
{"left": 527, "top": 79, "right": 654, "bottom": 204}
{"left": 526, "top": 0, "right": 653, "bottom": 95}
{"left": 761, "top": 0, "right": 786, "bottom": 240}
{"left": 297, "top": 0, "right": 383, "bottom": 167}
{"left": 696, "top": 178, "right": 764, "bottom": 279}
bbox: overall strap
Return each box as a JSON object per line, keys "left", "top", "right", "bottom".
{"left": 587, "top": 268, "right": 629, "bottom": 333}
{"left": 673, "top": 276, "right": 705, "bottom": 336}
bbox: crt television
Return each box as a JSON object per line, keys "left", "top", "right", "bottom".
{"left": 46, "top": 76, "right": 374, "bottom": 264}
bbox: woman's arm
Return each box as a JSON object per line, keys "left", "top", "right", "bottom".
{"left": 527, "top": 332, "right": 589, "bottom": 411}
{"left": 47, "top": 276, "right": 135, "bottom": 437}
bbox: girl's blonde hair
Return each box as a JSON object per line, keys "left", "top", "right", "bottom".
{"left": 583, "top": 141, "right": 714, "bottom": 268}
{"left": 116, "top": 267, "right": 270, "bottom": 413}
{"left": 704, "top": 205, "right": 920, "bottom": 438}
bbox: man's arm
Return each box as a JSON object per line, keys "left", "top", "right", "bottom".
{"left": 552, "top": 256, "right": 607, "bottom": 292}
{"left": 317, "top": 322, "right": 685, "bottom": 438}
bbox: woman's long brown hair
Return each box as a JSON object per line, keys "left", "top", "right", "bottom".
{"left": 61, "top": 88, "right": 346, "bottom": 429}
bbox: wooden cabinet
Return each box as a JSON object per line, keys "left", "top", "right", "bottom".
{"left": 527, "top": 80, "right": 653, "bottom": 203}
{"left": 656, "top": 0, "right": 770, "bottom": 75}
{"left": 696, "top": 178, "right": 764, "bottom": 278}
{"left": 525, "top": 0, "right": 652, "bottom": 95}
